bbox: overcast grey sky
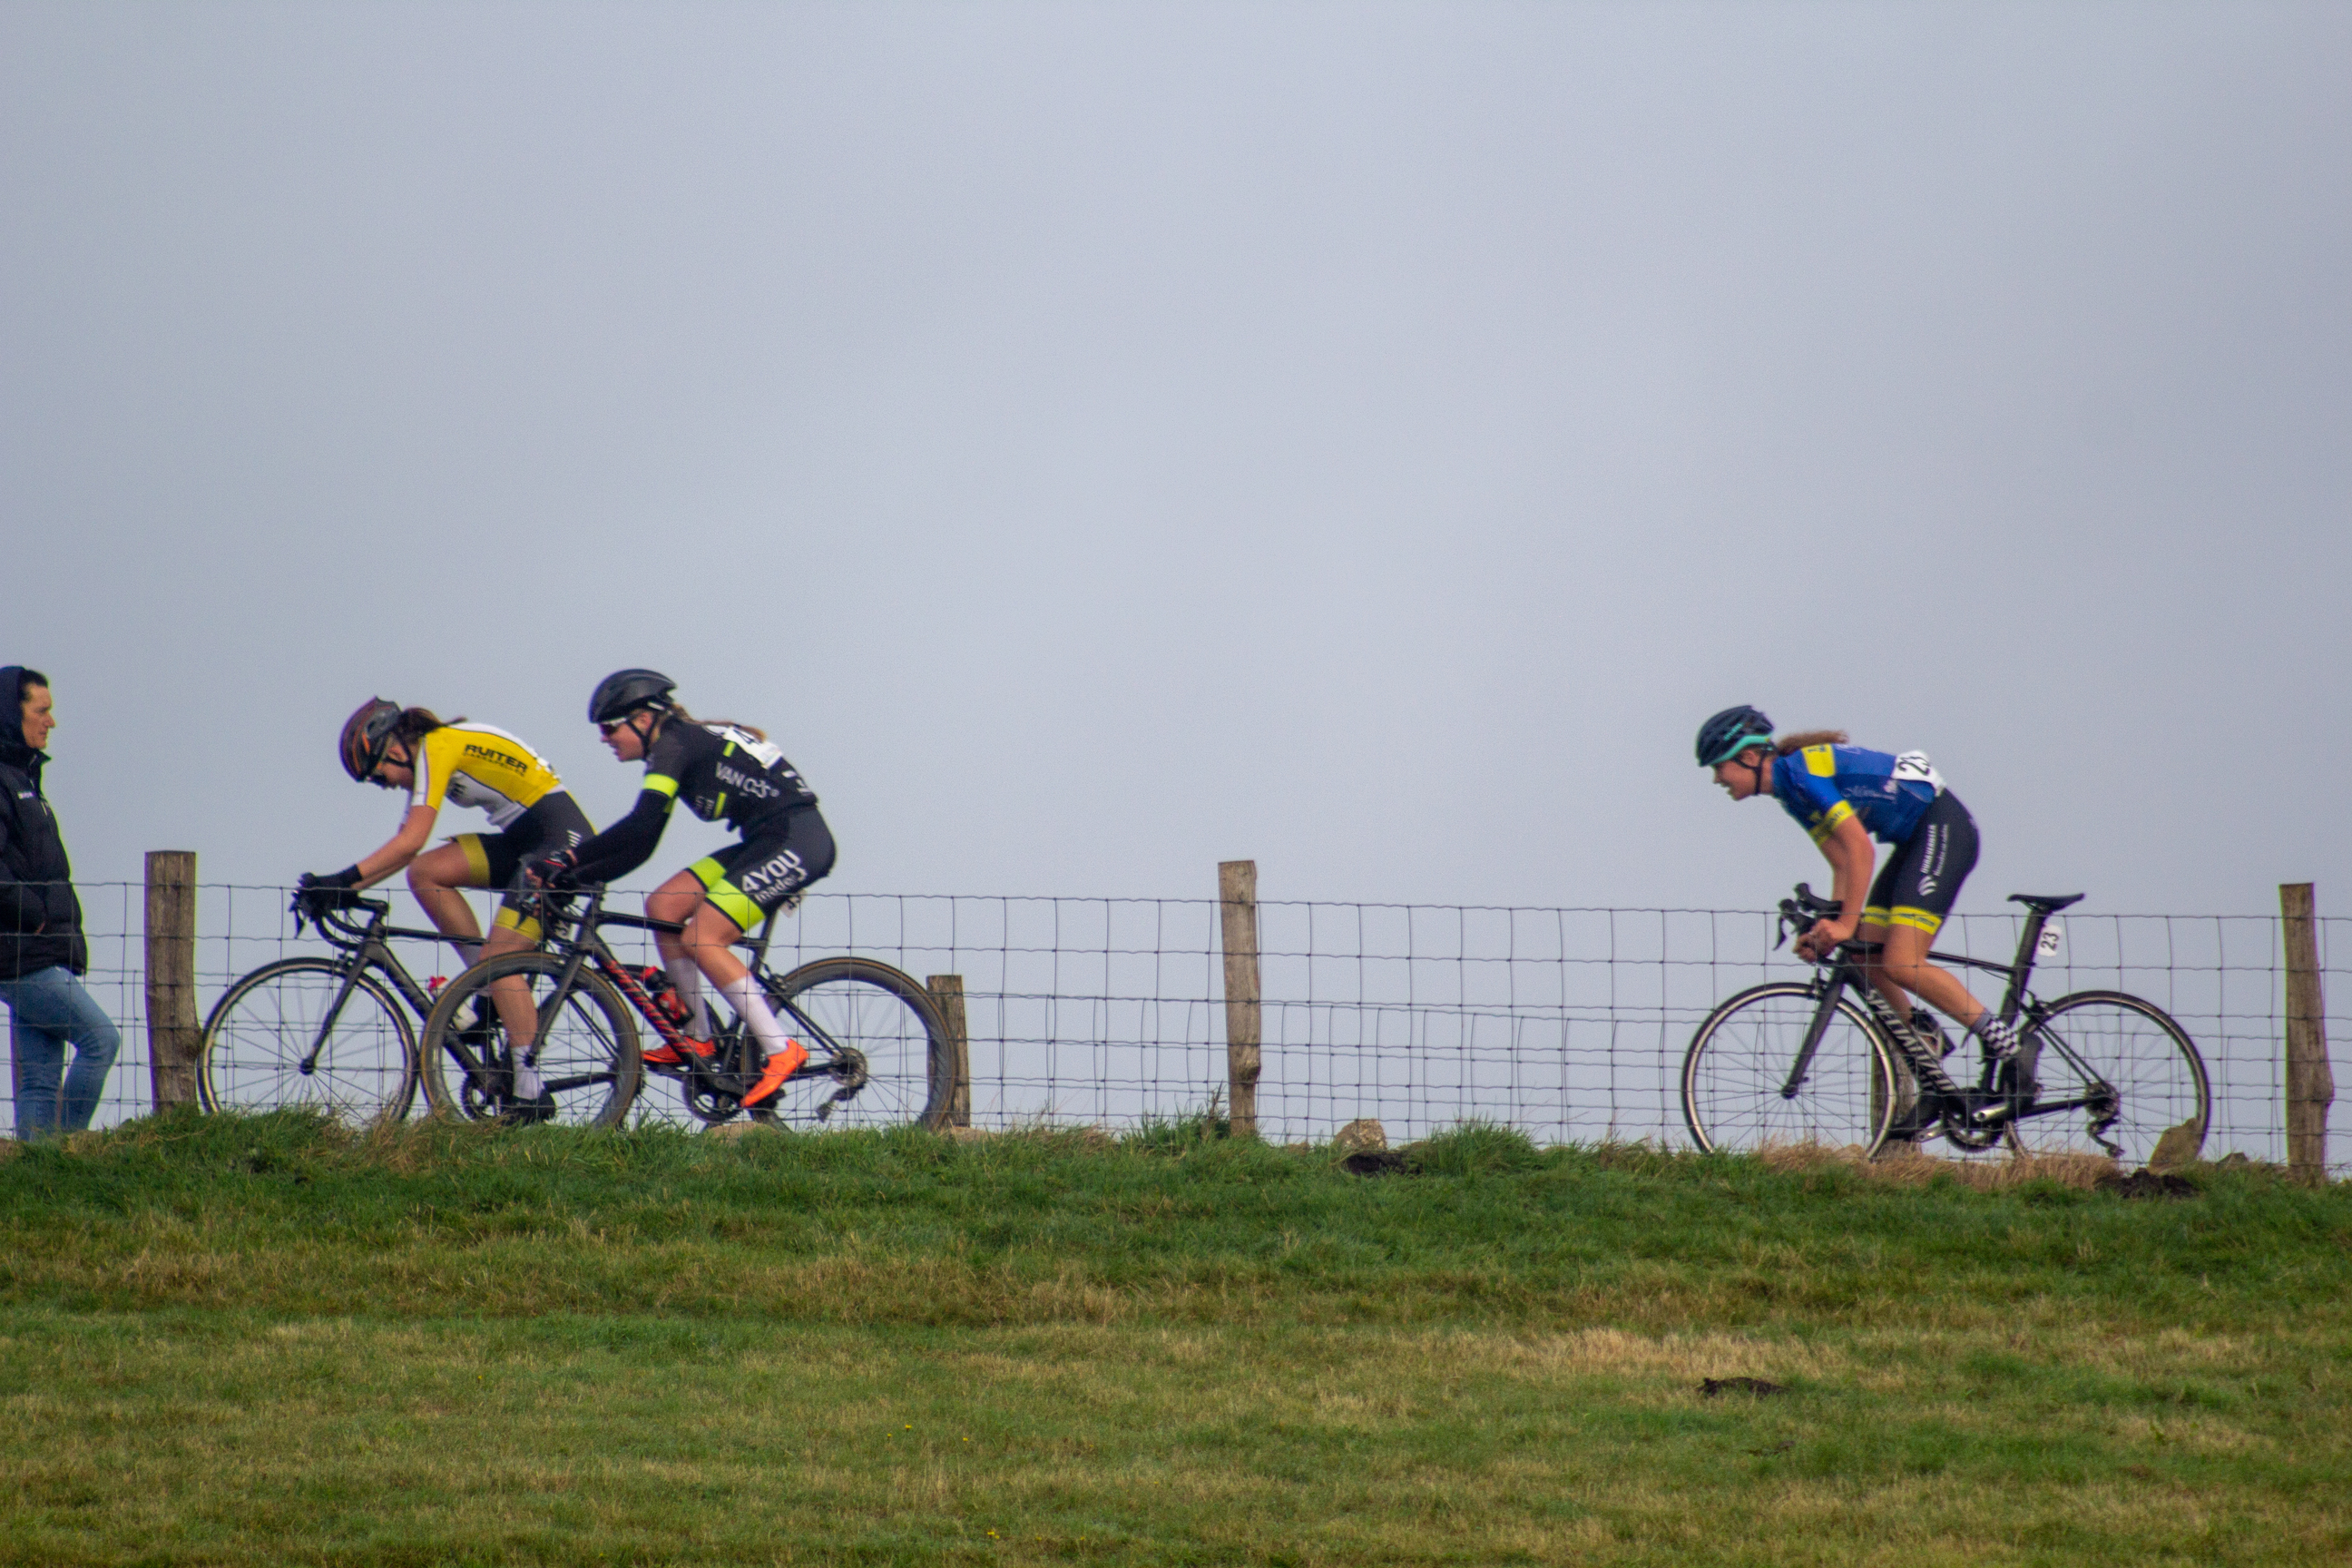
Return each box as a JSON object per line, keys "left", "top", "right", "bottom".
{"left": 5, "top": 1, "right": 2347, "bottom": 917}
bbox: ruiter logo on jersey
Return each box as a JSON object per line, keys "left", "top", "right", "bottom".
{"left": 464, "top": 743, "right": 526, "bottom": 771}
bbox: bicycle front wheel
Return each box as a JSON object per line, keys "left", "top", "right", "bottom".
{"left": 1682, "top": 981, "right": 1899, "bottom": 1156}
{"left": 419, "top": 953, "right": 642, "bottom": 1129}
{"left": 751, "top": 956, "right": 954, "bottom": 1130}
{"left": 198, "top": 957, "right": 418, "bottom": 1126}
{"left": 2006, "top": 990, "right": 2210, "bottom": 1166}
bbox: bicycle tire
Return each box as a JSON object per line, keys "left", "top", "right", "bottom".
{"left": 1682, "top": 981, "right": 1900, "bottom": 1156}
{"left": 417, "top": 953, "right": 642, "bottom": 1129}
{"left": 2005, "top": 990, "right": 2210, "bottom": 1166}
{"left": 749, "top": 956, "right": 954, "bottom": 1131}
{"left": 197, "top": 957, "right": 419, "bottom": 1127}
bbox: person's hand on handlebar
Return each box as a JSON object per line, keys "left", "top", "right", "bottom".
{"left": 1793, "top": 914, "right": 1856, "bottom": 963}
{"left": 294, "top": 869, "right": 366, "bottom": 918}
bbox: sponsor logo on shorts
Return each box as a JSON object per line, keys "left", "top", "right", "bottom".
{"left": 735, "top": 850, "right": 808, "bottom": 902}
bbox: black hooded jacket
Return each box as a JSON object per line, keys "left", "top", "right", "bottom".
{"left": 0, "top": 666, "right": 86, "bottom": 980}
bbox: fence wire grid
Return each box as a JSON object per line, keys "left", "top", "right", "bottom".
{"left": 19, "top": 882, "right": 2351, "bottom": 1173}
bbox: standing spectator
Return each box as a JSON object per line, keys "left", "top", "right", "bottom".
{"left": 1, "top": 667, "right": 119, "bottom": 1137}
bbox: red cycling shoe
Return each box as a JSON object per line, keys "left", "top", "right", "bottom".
{"left": 740, "top": 1041, "right": 809, "bottom": 1109}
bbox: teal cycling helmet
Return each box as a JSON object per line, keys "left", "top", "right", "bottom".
{"left": 1696, "top": 705, "right": 1774, "bottom": 768}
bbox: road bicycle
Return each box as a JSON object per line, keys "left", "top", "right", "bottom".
{"left": 414, "top": 885, "right": 956, "bottom": 1131}
{"left": 1681, "top": 885, "right": 2210, "bottom": 1165}
{"left": 198, "top": 888, "right": 481, "bottom": 1127}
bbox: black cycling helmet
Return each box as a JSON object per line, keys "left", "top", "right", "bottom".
{"left": 588, "top": 669, "right": 678, "bottom": 725}
{"left": 1696, "top": 705, "right": 1774, "bottom": 768}
{"left": 339, "top": 697, "right": 404, "bottom": 782}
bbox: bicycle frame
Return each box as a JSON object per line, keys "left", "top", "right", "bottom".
{"left": 1775, "top": 889, "right": 2117, "bottom": 1142}
{"left": 292, "top": 897, "right": 446, "bottom": 1077}
{"left": 511, "top": 887, "right": 862, "bottom": 1111}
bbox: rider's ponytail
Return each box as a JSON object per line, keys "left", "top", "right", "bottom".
{"left": 1773, "top": 730, "right": 1847, "bottom": 756}
{"left": 390, "top": 707, "right": 456, "bottom": 748}
{"left": 663, "top": 702, "right": 766, "bottom": 743}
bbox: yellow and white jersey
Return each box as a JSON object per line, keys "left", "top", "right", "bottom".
{"left": 407, "top": 723, "right": 565, "bottom": 830}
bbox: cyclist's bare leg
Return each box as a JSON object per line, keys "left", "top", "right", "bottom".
{"left": 1860, "top": 922, "right": 1987, "bottom": 1034}
{"left": 478, "top": 922, "right": 544, "bottom": 1057}
{"left": 645, "top": 872, "right": 751, "bottom": 991}
{"left": 407, "top": 842, "right": 542, "bottom": 1054}
{"left": 648, "top": 873, "right": 804, "bottom": 1100}
{"left": 407, "top": 841, "right": 485, "bottom": 956}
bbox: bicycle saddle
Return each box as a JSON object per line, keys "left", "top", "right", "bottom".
{"left": 2007, "top": 893, "right": 2085, "bottom": 913}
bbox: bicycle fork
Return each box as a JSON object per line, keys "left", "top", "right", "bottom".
{"left": 299, "top": 944, "right": 393, "bottom": 1078}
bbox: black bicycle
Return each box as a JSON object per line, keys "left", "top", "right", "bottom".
{"left": 1681, "top": 885, "right": 2210, "bottom": 1165}
{"left": 198, "top": 888, "right": 475, "bottom": 1126}
{"left": 414, "top": 885, "right": 956, "bottom": 1131}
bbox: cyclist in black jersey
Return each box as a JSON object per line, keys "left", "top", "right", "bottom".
{"left": 305, "top": 700, "right": 596, "bottom": 1106}
{"left": 530, "top": 670, "right": 836, "bottom": 1110}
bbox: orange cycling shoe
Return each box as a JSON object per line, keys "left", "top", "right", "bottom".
{"left": 740, "top": 1041, "right": 809, "bottom": 1109}
{"left": 642, "top": 1039, "right": 716, "bottom": 1069}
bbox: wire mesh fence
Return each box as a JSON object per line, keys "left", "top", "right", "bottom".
{"left": 15, "top": 879, "right": 2349, "bottom": 1174}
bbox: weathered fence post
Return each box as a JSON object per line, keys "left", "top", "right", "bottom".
{"left": 1219, "top": 859, "right": 1261, "bottom": 1139}
{"left": 926, "top": 974, "right": 971, "bottom": 1130}
{"left": 144, "top": 850, "right": 201, "bottom": 1110}
{"left": 2280, "top": 883, "right": 2333, "bottom": 1183}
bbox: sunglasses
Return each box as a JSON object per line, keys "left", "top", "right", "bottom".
{"left": 598, "top": 716, "right": 638, "bottom": 738}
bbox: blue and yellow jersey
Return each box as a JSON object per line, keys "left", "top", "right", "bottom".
{"left": 1770, "top": 743, "right": 1944, "bottom": 847}
{"left": 407, "top": 723, "right": 566, "bottom": 830}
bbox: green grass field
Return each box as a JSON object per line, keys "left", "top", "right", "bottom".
{"left": 3, "top": 1110, "right": 2347, "bottom": 1566}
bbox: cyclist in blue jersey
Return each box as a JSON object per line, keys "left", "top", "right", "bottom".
{"left": 1695, "top": 706, "right": 2027, "bottom": 1103}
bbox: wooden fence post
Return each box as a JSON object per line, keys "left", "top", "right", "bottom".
{"left": 144, "top": 851, "right": 201, "bottom": 1111}
{"left": 926, "top": 975, "right": 970, "bottom": 1130}
{"left": 2280, "top": 883, "right": 2334, "bottom": 1183}
{"left": 1219, "top": 859, "right": 1261, "bottom": 1139}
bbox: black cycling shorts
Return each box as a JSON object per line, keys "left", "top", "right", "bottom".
{"left": 689, "top": 808, "right": 836, "bottom": 932}
{"left": 452, "top": 791, "right": 592, "bottom": 938}
{"left": 1862, "top": 789, "right": 1978, "bottom": 939}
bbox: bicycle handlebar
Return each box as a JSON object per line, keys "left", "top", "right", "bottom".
{"left": 289, "top": 888, "right": 387, "bottom": 943}
{"left": 1774, "top": 882, "right": 1842, "bottom": 951}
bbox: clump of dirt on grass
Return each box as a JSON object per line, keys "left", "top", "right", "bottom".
{"left": 2094, "top": 1170, "right": 2200, "bottom": 1200}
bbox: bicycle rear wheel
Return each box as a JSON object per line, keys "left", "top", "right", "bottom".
{"left": 2005, "top": 990, "right": 2209, "bottom": 1167}
{"left": 198, "top": 957, "right": 418, "bottom": 1126}
{"left": 1682, "top": 982, "right": 1899, "bottom": 1156}
{"left": 749, "top": 956, "right": 953, "bottom": 1130}
{"left": 418, "top": 953, "right": 642, "bottom": 1129}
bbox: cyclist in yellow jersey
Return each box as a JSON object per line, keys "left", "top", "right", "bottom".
{"left": 303, "top": 701, "right": 595, "bottom": 1111}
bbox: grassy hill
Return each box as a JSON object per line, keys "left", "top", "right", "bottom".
{"left": 2, "top": 1111, "right": 2347, "bottom": 1565}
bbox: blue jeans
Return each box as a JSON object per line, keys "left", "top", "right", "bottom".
{"left": 3, "top": 965, "right": 122, "bottom": 1137}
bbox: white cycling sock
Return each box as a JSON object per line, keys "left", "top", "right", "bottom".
{"left": 719, "top": 975, "right": 797, "bottom": 1059}
{"left": 665, "top": 956, "right": 712, "bottom": 1041}
{"left": 1971, "top": 1014, "right": 2022, "bottom": 1061}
